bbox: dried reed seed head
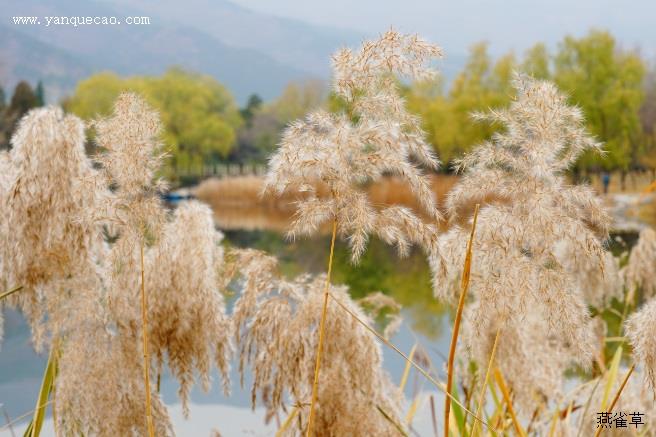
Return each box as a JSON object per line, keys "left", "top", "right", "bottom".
{"left": 265, "top": 31, "right": 444, "bottom": 263}
{"left": 93, "top": 92, "right": 167, "bottom": 241}
{"left": 0, "top": 92, "right": 237, "bottom": 430}
{"left": 55, "top": 322, "right": 174, "bottom": 437}
{"left": 147, "top": 200, "right": 232, "bottom": 415}
{"left": 626, "top": 298, "right": 656, "bottom": 388}
{"left": 624, "top": 227, "right": 656, "bottom": 298}
{"left": 435, "top": 74, "right": 611, "bottom": 413}
{"left": 230, "top": 249, "right": 404, "bottom": 436}
{"left": 93, "top": 95, "right": 234, "bottom": 419}
{"left": 94, "top": 93, "right": 164, "bottom": 193}
{"left": 1, "top": 106, "right": 104, "bottom": 349}
{"left": 358, "top": 291, "right": 403, "bottom": 339}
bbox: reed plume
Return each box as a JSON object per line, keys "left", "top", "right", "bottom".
{"left": 264, "top": 30, "right": 444, "bottom": 263}
{"left": 626, "top": 298, "right": 656, "bottom": 388}
{"left": 624, "top": 227, "right": 656, "bottom": 298}
{"left": 93, "top": 93, "right": 233, "bottom": 418}
{"left": 54, "top": 292, "right": 174, "bottom": 436}
{"left": 146, "top": 201, "right": 232, "bottom": 415}
{"left": 0, "top": 107, "right": 104, "bottom": 350}
{"left": 1, "top": 94, "right": 235, "bottom": 433}
{"left": 435, "top": 73, "right": 611, "bottom": 413}
{"left": 231, "top": 249, "right": 404, "bottom": 436}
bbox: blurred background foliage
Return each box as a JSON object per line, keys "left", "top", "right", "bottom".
{"left": 1, "top": 30, "right": 655, "bottom": 181}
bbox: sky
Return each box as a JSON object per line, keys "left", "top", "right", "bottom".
{"left": 230, "top": 0, "right": 656, "bottom": 57}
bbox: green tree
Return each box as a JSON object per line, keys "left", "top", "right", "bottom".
{"left": 266, "top": 79, "right": 325, "bottom": 123}
{"left": 9, "top": 81, "right": 39, "bottom": 115}
{"left": 35, "top": 81, "right": 45, "bottom": 106}
{"left": 240, "top": 94, "right": 263, "bottom": 127}
{"left": 521, "top": 43, "right": 551, "bottom": 79}
{"left": 0, "top": 85, "right": 6, "bottom": 112}
{"left": 232, "top": 80, "right": 326, "bottom": 163}
{"left": 406, "top": 43, "right": 515, "bottom": 167}
{"left": 554, "top": 30, "right": 646, "bottom": 174}
{"left": 639, "top": 62, "right": 656, "bottom": 172}
{"left": 1, "top": 81, "right": 39, "bottom": 148}
{"left": 66, "top": 68, "right": 242, "bottom": 172}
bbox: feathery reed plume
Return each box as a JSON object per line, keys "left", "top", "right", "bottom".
{"left": 579, "top": 251, "right": 624, "bottom": 309}
{"left": 358, "top": 291, "right": 403, "bottom": 339}
{"left": 93, "top": 93, "right": 168, "bottom": 436}
{"left": 264, "top": 30, "right": 444, "bottom": 263}
{"left": 0, "top": 151, "right": 9, "bottom": 345}
{"left": 94, "top": 94, "right": 232, "bottom": 419}
{"left": 2, "top": 93, "right": 236, "bottom": 433}
{"left": 624, "top": 227, "right": 656, "bottom": 298}
{"left": 626, "top": 298, "right": 656, "bottom": 387}
{"left": 1, "top": 107, "right": 104, "bottom": 350}
{"left": 435, "top": 73, "right": 611, "bottom": 414}
{"left": 231, "top": 249, "right": 404, "bottom": 436}
{"left": 55, "top": 309, "right": 174, "bottom": 436}
{"left": 147, "top": 201, "right": 232, "bottom": 415}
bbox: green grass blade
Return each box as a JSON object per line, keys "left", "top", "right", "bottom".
{"left": 601, "top": 346, "right": 622, "bottom": 411}
{"left": 28, "top": 346, "right": 58, "bottom": 437}
{"left": 450, "top": 383, "right": 466, "bottom": 436}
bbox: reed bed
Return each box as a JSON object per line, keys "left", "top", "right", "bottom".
{"left": 1, "top": 29, "right": 656, "bottom": 437}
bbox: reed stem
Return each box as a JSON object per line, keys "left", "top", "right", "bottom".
{"left": 471, "top": 323, "right": 503, "bottom": 437}
{"left": 306, "top": 219, "right": 338, "bottom": 437}
{"left": 141, "top": 243, "right": 155, "bottom": 437}
{"left": 593, "top": 364, "right": 636, "bottom": 437}
{"left": 445, "top": 204, "right": 480, "bottom": 437}
{"left": 494, "top": 368, "right": 526, "bottom": 437}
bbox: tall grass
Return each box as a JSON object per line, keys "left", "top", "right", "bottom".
{"left": 1, "top": 29, "right": 655, "bottom": 437}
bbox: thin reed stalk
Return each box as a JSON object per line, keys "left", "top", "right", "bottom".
{"left": 592, "top": 364, "right": 636, "bottom": 437}
{"left": 493, "top": 368, "right": 526, "bottom": 437}
{"left": 328, "top": 291, "right": 493, "bottom": 432}
{"left": 276, "top": 407, "right": 299, "bottom": 437}
{"left": 0, "top": 285, "right": 23, "bottom": 301}
{"left": 306, "top": 219, "right": 338, "bottom": 437}
{"left": 445, "top": 204, "right": 480, "bottom": 436}
{"left": 472, "top": 323, "right": 503, "bottom": 437}
{"left": 140, "top": 242, "right": 155, "bottom": 437}
{"left": 576, "top": 379, "right": 601, "bottom": 437}
{"left": 430, "top": 395, "right": 438, "bottom": 437}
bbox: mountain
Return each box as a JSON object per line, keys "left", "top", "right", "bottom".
{"left": 105, "top": 0, "right": 365, "bottom": 77}
{"left": 1, "top": 0, "right": 312, "bottom": 103}
{"left": 0, "top": 24, "right": 92, "bottom": 103}
{"left": 0, "top": 0, "right": 465, "bottom": 105}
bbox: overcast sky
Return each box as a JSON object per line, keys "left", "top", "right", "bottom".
{"left": 231, "top": 0, "right": 656, "bottom": 57}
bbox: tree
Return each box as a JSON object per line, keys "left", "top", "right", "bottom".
{"left": 639, "top": 62, "right": 656, "bottom": 172}
{"left": 521, "top": 43, "right": 551, "bottom": 79}
{"left": 9, "top": 81, "right": 39, "bottom": 115}
{"left": 0, "top": 85, "right": 6, "bottom": 112}
{"left": 554, "top": 30, "right": 646, "bottom": 174}
{"left": 1, "top": 81, "right": 39, "bottom": 149}
{"left": 231, "top": 80, "right": 326, "bottom": 163}
{"left": 35, "top": 81, "right": 45, "bottom": 106}
{"left": 66, "top": 68, "right": 242, "bottom": 171}
{"left": 406, "top": 43, "right": 515, "bottom": 167}
{"left": 240, "top": 94, "right": 263, "bottom": 127}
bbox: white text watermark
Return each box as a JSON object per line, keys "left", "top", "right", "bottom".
{"left": 12, "top": 16, "right": 151, "bottom": 27}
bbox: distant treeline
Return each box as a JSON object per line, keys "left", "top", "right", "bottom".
{"left": 1, "top": 30, "right": 655, "bottom": 179}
